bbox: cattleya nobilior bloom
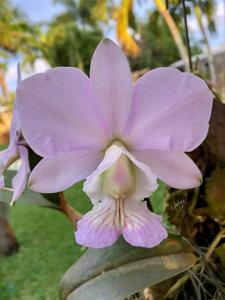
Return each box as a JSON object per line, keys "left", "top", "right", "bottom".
{"left": 0, "top": 64, "right": 30, "bottom": 205}
{"left": 17, "top": 39, "right": 213, "bottom": 248}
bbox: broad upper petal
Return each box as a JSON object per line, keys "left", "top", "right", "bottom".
{"left": 90, "top": 38, "right": 132, "bottom": 135}
{"left": 17, "top": 67, "right": 110, "bottom": 157}
{"left": 133, "top": 149, "right": 202, "bottom": 189}
{"left": 125, "top": 68, "right": 213, "bottom": 152}
{"left": 29, "top": 150, "right": 103, "bottom": 193}
{"left": 75, "top": 197, "right": 119, "bottom": 248}
{"left": 11, "top": 146, "right": 30, "bottom": 205}
{"left": 123, "top": 200, "right": 168, "bottom": 248}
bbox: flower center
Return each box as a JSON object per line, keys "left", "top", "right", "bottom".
{"left": 83, "top": 141, "right": 158, "bottom": 231}
{"left": 101, "top": 142, "right": 136, "bottom": 230}
{"left": 115, "top": 197, "right": 126, "bottom": 229}
{"left": 101, "top": 147, "right": 136, "bottom": 200}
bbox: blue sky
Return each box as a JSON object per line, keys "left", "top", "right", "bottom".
{"left": 5, "top": 0, "right": 225, "bottom": 91}
{"left": 12, "top": 0, "right": 64, "bottom": 23}
{"left": 12, "top": 0, "right": 151, "bottom": 23}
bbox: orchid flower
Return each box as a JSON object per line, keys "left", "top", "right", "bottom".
{"left": 17, "top": 39, "right": 213, "bottom": 248}
{"left": 0, "top": 64, "right": 30, "bottom": 205}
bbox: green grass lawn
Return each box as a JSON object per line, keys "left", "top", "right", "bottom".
{"left": 0, "top": 183, "right": 91, "bottom": 300}
{"left": 0, "top": 181, "right": 166, "bottom": 300}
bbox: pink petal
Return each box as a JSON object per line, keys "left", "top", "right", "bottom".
{"left": 2, "top": 108, "right": 21, "bottom": 173}
{"left": 123, "top": 200, "right": 168, "bottom": 248}
{"left": 17, "top": 67, "right": 110, "bottom": 158}
{"left": 9, "top": 63, "right": 22, "bottom": 144}
{"left": 29, "top": 150, "right": 103, "bottom": 193}
{"left": 17, "top": 62, "right": 21, "bottom": 86}
{"left": 0, "top": 147, "right": 18, "bottom": 176}
{"left": 0, "top": 150, "right": 9, "bottom": 175}
{"left": 0, "top": 107, "right": 20, "bottom": 176}
{"left": 125, "top": 68, "right": 213, "bottom": 152}
{"left": 123, "top": 148, "right": 158, "bottom": 201}
{"left": 0, "top": 175, "right": 4, "bottom": 188}
{"left": 11, "top": 146, "right": 30, "bottom": 205}
{"left": 84, "top": 144, "right": 158, "bottom": 205}
{"left": 84, "top": 145, "right": 122, "bottom": 204}
{"left": 133, "top": 149, "right": 202, "bottom": 189}
{"left": 75, "top": 197, "right": 119, "bottom": 248}
{"left": 90, "top": 38, "right": 132, "bottom": 135}
{"left": 8, "top": 108, "right": 20, "bottom": 148}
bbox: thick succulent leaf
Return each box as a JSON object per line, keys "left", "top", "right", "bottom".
{"left": 59, "top": 234, "right": 196, "bottom": 300}
{"left": 0, "top": 170, "right": 59, "bottom": 208}
{"left": 149, "top": 276, "right": 178, "bottom": 299}
{"left": 0, "top": 187, "right": 59, "bottom": 208}
{"left": 205, "top": 168, "right": 225, "bottom": 220}
{"left": 150, "top": 181, "right": 167, "bottom": 215}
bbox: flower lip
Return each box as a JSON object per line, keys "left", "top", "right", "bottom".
{"left": 84, "top": 141, "right": 158, "bottom": 205}
{"left": 102, "top": 142, "right": 135, "bottom": 201}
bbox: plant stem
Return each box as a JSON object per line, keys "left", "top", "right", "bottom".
{"left": 59, "top": 192, "right": 82, "bottom": 226}
{"left": 205, "top": 228, "right": 225, "bottom": 260}
{"left": 181, "top": 0, "right": 192, "bottom": 72}
{"left": 164, "top": 229, "right": 225, "bottom": 298}
{"left": 164, "top": 264, "right": 201, "bottom": 299}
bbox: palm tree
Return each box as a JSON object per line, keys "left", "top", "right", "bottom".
{"left": 193, "top": 0, "right": 217, "bottom": 85}
{"left": 40, "top": 11, "right": 103, "bottom": 73}
{"left": 154, "top": 0, "right": 190, "bottom": 71}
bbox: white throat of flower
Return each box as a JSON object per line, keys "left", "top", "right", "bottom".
{"left": 83, "top": 142, "right": 158, "bottom": 231}
{"left": 102, "top": 151, "right": 135, "bottom": 198}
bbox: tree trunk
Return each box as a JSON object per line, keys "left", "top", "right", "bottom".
{"left": 0, "top": 202, "right": 19, "bottom": 256}
{"left": 194, "top": 5, "right": 217, "bottom": 86}
{"left": 154, "top": 0, "right": 190, "bottom": 71}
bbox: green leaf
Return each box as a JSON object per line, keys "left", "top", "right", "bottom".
{"left": 151, "top": 181, "right": 167, "bottom": 215}
{"left": 59, "top": 234, "right": 197, "bottom": 300}
{"left": 0, "top": 187, "right": 59, "bottom": 208}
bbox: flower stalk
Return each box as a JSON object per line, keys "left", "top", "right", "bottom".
{"left": 59, "top": 192, "right": 82, "bottom": 226}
